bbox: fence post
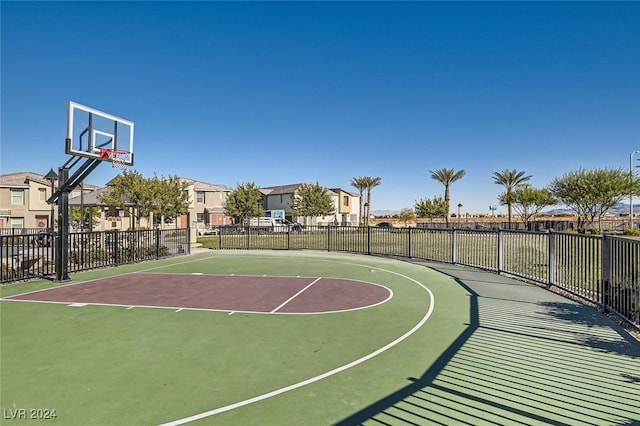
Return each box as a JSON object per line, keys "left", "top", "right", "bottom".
{"left": 547, "top": 230, "right": 556, "bottom": 285}
{"left": 408, "top": 227, "right": 413, "bottom": 258}
{"left": 497, "top": 230, "right": 504, "bottom": 273}
{"left": 327, "top": 226, "right": 331, "bottom": 252}
{"left": 602, "top": 234, "right": 612, "bottom": 312}
{"left": 113, "top": 230, "right": 120, "bottom": 266}
{"left": 451, "top": 229, "right": 457, "bottom": 264}
{"left": 367, "top": 226, "right": 371, "bottom": 255}
{"left": 155, "top": 228, "right": 161, "bottom": 259}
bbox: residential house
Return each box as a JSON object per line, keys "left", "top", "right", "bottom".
{"left": 178, "top": 178, "right": 233, "bottom": 228}
{"left": 68, "top": 186, "right": 134, "bottom": 231}
{"left": 67, "top": 177, "right": 233, "bottom": 231}
{"left": 0, "top": 171, "right": 97, "bottom": 231}
{"left": 259, "top": 183, "right": 360, "bottom": 226}
{"left": 328, "top": 187, "right": 360, "bottom": 226}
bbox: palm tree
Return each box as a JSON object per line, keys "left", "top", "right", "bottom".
{"left": 492, "top": 169, "right": 532, "bottom": 228}
{"left": 350, "top": 176, "right": 368, "bottom": 226}
{"left": 429, "top": 168, "right": 466, "bottom": 227}
{"left": 362, "top": 176, "right": 382, "bottom": 226}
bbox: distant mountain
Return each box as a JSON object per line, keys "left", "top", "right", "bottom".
{"left": 543, "top": 208, "right": 574, "bottom": 215}
{"left": 544, "top": 202, "right": 639, "bottom": 216}
{"left": 371, "top": 210, "right": 400, "bottom": 217}
{"left": 374, "top": 202, "right": 640, "bottom": 218}
{"left": 609, "top": 202, "right": 640, "bottom": 215}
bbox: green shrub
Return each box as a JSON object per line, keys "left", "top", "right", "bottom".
{"left": 1, "top": 263, "right": 19, "bottom": 281}
{"left": 69, "top": 249, "right": 110, "bottom": 265}
{"left": 623, "top": 228, "right": 640, "bottom": 236}
{"left": 154, "top": 245, "right": 170, "bottom": 257}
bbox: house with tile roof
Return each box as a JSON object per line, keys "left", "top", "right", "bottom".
{"left": 66, "top": 177, "right": 233, "bottom": 231}
{"left": 0, "top": 171, "right": 97, "bottom": 231}
{"left": 179, "top": 178, "right": 233, "bottom": 228}
{"left": 0, "top": 172, "right": 233, "bottom": 232}
{"left": 259, "top": 183, "right": 360, "bottom": 226}
{"left": 2, "top": 172, "right": 358, "bottom": 232}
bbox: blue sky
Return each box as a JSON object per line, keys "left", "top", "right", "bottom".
{"left": 2, "top": 1, "right": 639, "bottom": 215}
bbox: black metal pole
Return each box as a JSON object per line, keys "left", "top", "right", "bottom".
{"left": 80, "top": 181, "right": 84, "bottom": 231}
{"left": 56, "top": 167, "right": 70, "bottom": 281}
{"left": 50, "top": 181, "right": 55, "bottom": 235}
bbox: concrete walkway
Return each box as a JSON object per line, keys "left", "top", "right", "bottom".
{"left": 189, "top": 245, "right": 212, "bottom": 255}
{"left": 338, "top": 262, "right": 640, "bottom": 426}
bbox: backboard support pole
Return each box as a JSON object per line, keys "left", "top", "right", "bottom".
{"left": 55, "top": 167, "right": 70, "bottom": 282}
{"left": 50, "top": 157, "right": 102, "bottom": 282}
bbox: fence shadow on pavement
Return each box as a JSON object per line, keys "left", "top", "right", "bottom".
{"left": 335, "top": 262, "right": 640, "bottom": 426}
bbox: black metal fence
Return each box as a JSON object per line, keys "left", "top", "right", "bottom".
{"left": 211, "top": 225, "right": 640, "bottom": 328}
{"left": 1, "top": 228, "right": 190, "bottom": 283}
{"left": 3, "top": 224, "right": 637, "bottom": 329}
{"left": 0, "top": 228, "right": 44, "bottom": 236}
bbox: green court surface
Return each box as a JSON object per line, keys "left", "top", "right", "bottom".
{"left": 1, "top": 250, "right": 638, "bottom": 425}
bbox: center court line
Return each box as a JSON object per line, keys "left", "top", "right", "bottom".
{"left": 270, "top": 277, "right": 321, "bottom": 313}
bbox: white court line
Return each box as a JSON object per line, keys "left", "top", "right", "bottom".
{"left": 270, "top": 277, "right": 321, "bottom": 313}
{"left": 159, "top": 263, "right": 435, "bottom": 426}
{"left": 0, "top": 291, "right": 391, "bottom": 316}
{"left": 1, "top": 254, "right": 220, "bottom": 300}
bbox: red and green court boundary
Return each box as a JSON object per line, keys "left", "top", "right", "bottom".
{"left": 1, "top": 250, "right": 638, "bottom": 425}
{"left": 4, "top": 273, "right": 392, "bottom": 315}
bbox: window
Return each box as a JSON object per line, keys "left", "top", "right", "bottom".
{"left": 10, "top": 189, "right": 24, "bottom": 205}
{"left": 196, "top": 191, "right": 204, "bottom": 203}
{"left": 10, "top": 218, "right": 24, "bottom": 228}
{"left": 39, "top": 188, "right": 47, "bottom": 201}
{"left": 343, "top": 196, "right": 349, "bottom": 206}
{"left": 196, "top": 213, "right": 205, "bottom": 223}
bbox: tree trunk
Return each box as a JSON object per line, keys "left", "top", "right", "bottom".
{"left": 444, "top": 186, "right": 450, "bottom": 227}
{"left": 359, "top": 191, "right": 364, "bottom": 225}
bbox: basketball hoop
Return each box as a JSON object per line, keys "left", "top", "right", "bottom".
{"left": 100, "top": 149, "right": 131, "bottom": 170}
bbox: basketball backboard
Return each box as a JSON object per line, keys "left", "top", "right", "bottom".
{"left": 65, "top": 101, "right": 134, "bottom": 166}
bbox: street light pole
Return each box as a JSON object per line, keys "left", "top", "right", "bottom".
{"left": 631, "top": 151, "right": 640, "bottom": 229}
{"left": 457, "top": 203, "right": 463, "bottom": 227}
{"left": 364, "top": 202, "right": 369, "bottom": 226}
{"left": 44, "top": 168, "right": 58, "bottom": 235}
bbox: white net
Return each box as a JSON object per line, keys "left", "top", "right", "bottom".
{"left": 101, "top": 149, "right": 131, "bottom": 170}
